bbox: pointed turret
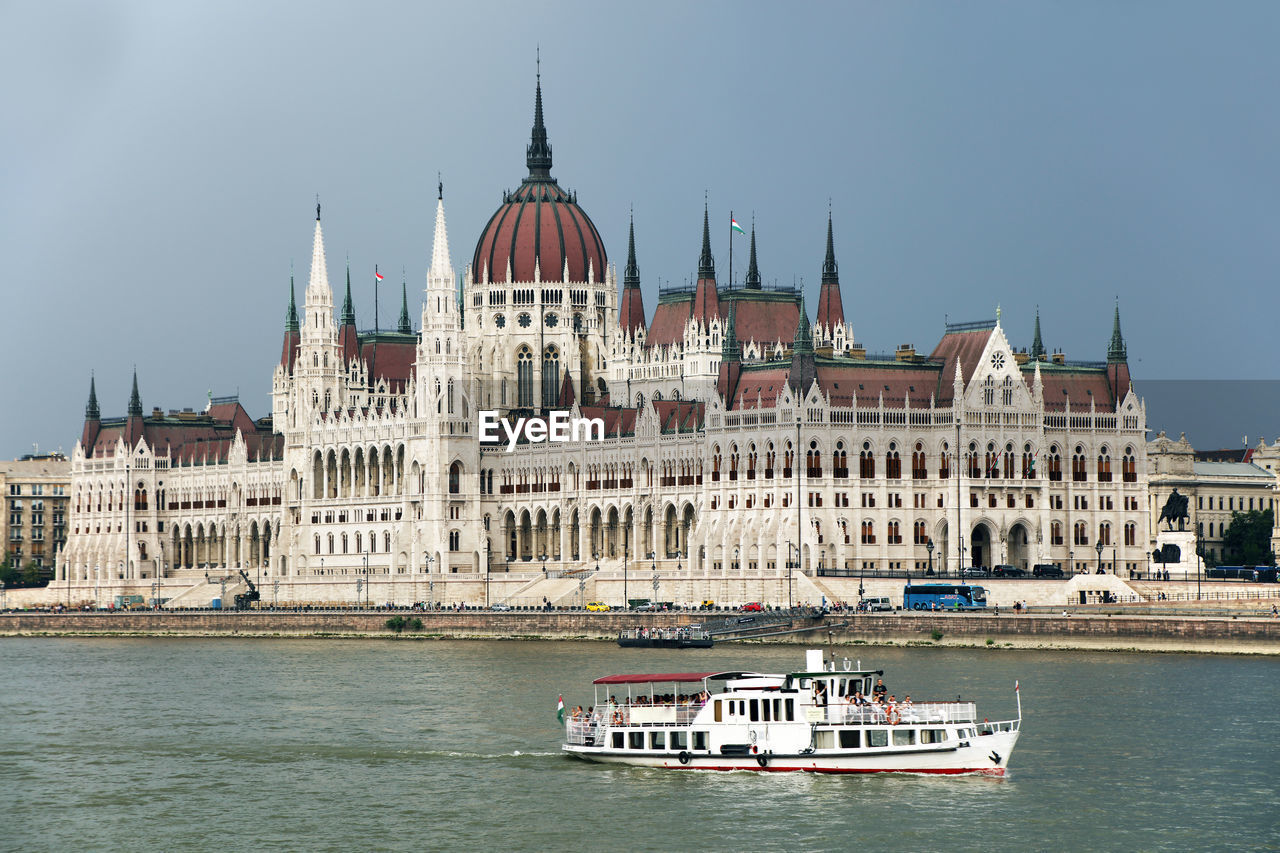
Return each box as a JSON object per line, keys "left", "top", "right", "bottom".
{"left": 424, "top": 190, "right": 457, "bottom": 333}
{"left": 1106, "top": 298, "right": 1131, "bottom": 404}
{"left": 744, "top": 224, "right": 762, "bottom": 290}
{"left": 1030, "top": 308, "right": 1045, "bottom": 360}
{"left": 128, "top": 369, "right": 143, "bottom": 417}
{"left": 338, "top": 262, "right": 360, "bottom": 362}
{"left": 788, "top": 296, "right": 816, "bottom": 393}
{"left": 1108, "top": 300, "right": 1127, "bottom": 363}
{"left": 717, "top": 301, "right": 742, "bottom": 403}
{"left": 692, "top": 203, "right": 720, "bottom": 323}
{"left": 86, "top": 375, "right": 100, "bottom": 421}
{"left": 398, "top": 280, "right": 412, "bottom": 334}
{"left": 526, "top": 62, "right": 553, "bottom": 180}
{"left": 340, "top": 263, "right": 356, "bottom": 326}
{"left": 815, "top": 212, "right": 846, "bottom": 330}
{"left": 281, "top": 273, "right": 301, "bottom": 372}
{"left": 286, "top": 273, "right": 299, "bottom": 332}
{"left": 619, "top": 214, "right": 646, "bottom": 335}
{"left": 124, "top": 369, "right": 145, "bottom": 448}
{"left": 557, "top": 365, "right": 576, "bottom": 408}
{"left": 81, "top": 375, "right": 102, "bottom": 451}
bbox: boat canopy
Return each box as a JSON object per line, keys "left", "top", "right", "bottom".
{"left": 592, "top": 671, "right": 744, "bottom": 685}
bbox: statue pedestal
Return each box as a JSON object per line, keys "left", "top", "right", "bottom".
{"left": 1153, "top": 529, "right": 1203, "bottom": 576}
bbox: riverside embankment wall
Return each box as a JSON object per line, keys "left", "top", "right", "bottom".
{"left": 4, "top": 611, "right": 1279, "bottom": 653}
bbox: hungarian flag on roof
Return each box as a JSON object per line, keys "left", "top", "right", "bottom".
{"left": 374, "top": 270, "right": 384, "bottom": 281}
{"left": 731, "top": 218, "right": 745, "bottom": 235}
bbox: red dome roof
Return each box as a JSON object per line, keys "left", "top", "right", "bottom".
{"left": 472, "top": 180, "right": 607, "bottom": 284}
{"left": 471, "top": 79, "right": 607, "bottom": 284}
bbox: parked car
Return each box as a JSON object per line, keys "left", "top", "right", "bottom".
{"left": 739, "top": 602, "right": 763, "bottom": 612}
{"left": 1032, "top": 563, "right": 1065, "bottom": 578}
{"left": 491, "top": 602, "right": 512, "bottom": 611}
{"left": 961, "top": 566, "right": 990, "bottom": 578}
{"left": 585, "top": 601, "right": 611, "bottom": 612}
{"left": 863, "top": 596, "right": 894, "bottom": 612}
{"left": 992, "top": 564, "right": 1026, "bottom": 577}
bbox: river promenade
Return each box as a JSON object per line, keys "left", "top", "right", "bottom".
{"left": 4, "top": 607, "right": 1279, "bottom": 654}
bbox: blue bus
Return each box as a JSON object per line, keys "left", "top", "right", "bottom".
{"left": 903, "top": 583, "right": 987, "bottom": 611}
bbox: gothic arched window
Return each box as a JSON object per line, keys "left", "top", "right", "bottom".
{"left": 517, "top": 346, "right": 534, "bottom": 408}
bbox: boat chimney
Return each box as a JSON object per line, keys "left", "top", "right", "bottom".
{"left": 806, "top": 649, "right": 824, "bottom": 672}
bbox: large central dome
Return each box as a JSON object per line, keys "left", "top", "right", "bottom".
{"left": 472, "top": 80, "right": 607, "bottom": 284}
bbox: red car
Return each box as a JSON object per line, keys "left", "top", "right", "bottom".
{"left": 740, "top": 602, "right": 763, "bottom": 612}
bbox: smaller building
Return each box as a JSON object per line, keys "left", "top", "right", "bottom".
{"left": 1146, "top": 432, "right": 1277, "bottom": 564}
{"left": 1, "top": 452, "right": 72, "bottom": 579}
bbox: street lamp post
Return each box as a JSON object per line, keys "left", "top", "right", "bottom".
{"left": 926, "top": 538, "right": 935, "bottom": 576}
{"left": 423, "top": 554, "right": 434, "bottom": 608}
{"left": 94, "top": 564, "right": 100, "bottom": 609}
{"left": 1095, "top": 539, "right": 1104, "bottom": 575}
{"left": 786, "top": 540, "right": 794, "bottom": 610}
{"left": 485, "top": 540, "right": 491, "bottom": 608}
{"left": 623, "top": 538, "right": 629, "bottom": 611}
{"left": 363, "top": 550, "right": 369, "bottom": 609}
{"left": 273, "top": 578, "right": 279, "bottom": 609}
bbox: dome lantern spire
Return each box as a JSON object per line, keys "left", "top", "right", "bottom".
{"left": 526, "top": 52, "right": 553, "bottom": 180}
{"left": 698, "top": 202, "right": 715, "bottom": 281}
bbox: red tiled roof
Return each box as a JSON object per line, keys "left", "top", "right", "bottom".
{"left": 619, "top": 285, "right": 646, "bottom": 335}
{"left": 929, "top": 328, "right": 993, "bottom": 403}
{"left": 358, "top": 339, "right": 416, "bottom": 391}
{"left": 734, "top": 297, "right": 800, "bottom": 347}
{"left": 815, "top": 364, "right": 943, "bottom": 407}
{"left": 647, "top": 299, "right": 691, "bottom": 347}
{"left": 472, "top": 180, "right": 607, "bottom": 284}
{"left": 729, "top": 368, "right": 791, "bottom": 410}
{"left": 816, "top": 280, "right": 845, "bottom": 330}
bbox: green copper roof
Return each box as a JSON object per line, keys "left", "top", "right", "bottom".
{"left": 1108, "top": 300, "right": 1126, "bottom": 363}
{"left": 128, "top": 369, "right": 143, "bottom": 417}
{"left": 697, "top": 203, "right": 714, "bottom": 281}
{"left": 398, "top": 280, "right": 411, "bottom": 333}
{"left": 341, "top": 263, "right": 355, "bottom": 326}
{"left": 744, "top": 224, "right": 762, "bottom": 290}
{"left": 1030, "top": 309, "right": 1044, "bottom": 360}
{"left": 86, "top": 375, "right": 100, "bottom": 420}
{"left": 285, "top": 273, "right": 299, "bottom": 332}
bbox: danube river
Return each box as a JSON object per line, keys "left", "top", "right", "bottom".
{"left": 2, "top": 639, "right": 1277, "bottom": 852}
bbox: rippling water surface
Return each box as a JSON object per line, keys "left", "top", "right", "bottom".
{"left": 2, "top": 639, "right": 1278, "bottom": 852}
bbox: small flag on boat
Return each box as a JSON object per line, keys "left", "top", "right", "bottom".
{"left": 557, "top": 694, "right": 565, "bottom": 724}
{"left": 1015, "top": 680, "right": 1020, "bottom": 692}
{"left": 731, "top": 218, "right": 744, "bottom": 235}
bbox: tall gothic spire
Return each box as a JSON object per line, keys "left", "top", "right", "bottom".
{"left": 624, "top": 215, "right": 640, "bottom": 288}
{"left": 821, "top": 211, "right": 838, "bottom": 285}
{"left": 398, "top": 279, "right": 411, "bottom": 333}
{"left": 815, "top": 211, "right": 846, "bottom": 330}
{"left": 285, "top": 273, "right": 299, "bottom": 332}
{"left": 793, "top": 294, "right": 813, "bottom": 356}
{"left": 340, "top": 262, "right": 356, "bottom": 326}
{"left": 619, "top": 213, "right": 647, "bottom": 335}
{"left": 1030, "top": 308, "right": 1045, "bottom": 360}
{"left": 128, "top": 369, "right": 143, "bottom": 417}
{"left": 744, "top": 223, "right": 762, "bottom": 290}
{"left": 722, "top": 299, "right": 740, "bottom": 362}
{"left": 85, "top": 375, "right": 100, "bottom": 421}
{"left": 526, "top": 55, "right": 553, "bottom": 179}
{"left": 1108, "top": 299, "right": 1127, "bottom": 363}
{"left": 697, "top": 202, "right": 715, "bottom": 281}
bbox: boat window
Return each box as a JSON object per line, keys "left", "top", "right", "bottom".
{"left": 612, "top": 732, "right": 624, "bottom": 749}
{"left": 893, "top": 730, "right": 915, "bottom": 746}
{"left": 749, "top": 700, "right": 760, "bottom": 722}
{"left": 838, "top": 678, "right": 847, "bottom": 696}
{"left": 839, "top": 730, "right": 861, "bottom": 749}
{"left": 649, "top": 732, "right": 665, "bottom": 750}
{"left": 814, "top": 731, "right": 835, "bottom": 750}
{"left": 863, "top": 677, "right": 872, "bottom": 695}
{"left": 762, "top": 700, "right": 771, "bottom": 722}
{"left": 921, "top": 729, "right": 947, "bottom": 744}
{"left": 772, "top": 699, "right": 782, "bottom": 721}
{"left": 671, "top": 731, "right": 687, "bottom": 750}
{"left": 738, "top": 700, "right": 746, "bottom": 716}
{"left": 714, "top": 700, "right": 723, "bottom": 722}
{"left": 867, "top": 729, "right": 888, "bottom": 747}
{"left": 693, "top": 731, "right": 708, "bottom": 750}
{"left": 785, "top": 698, "right": 795, "bottom": 721}
{"left": 629, "top": 732, "right": 644, "bottom": 749}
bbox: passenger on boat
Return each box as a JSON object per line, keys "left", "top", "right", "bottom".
{"left": 872, "top": 678, "right": 887, "bottom": 700}
{"left": 899, "top": 695, "right": 914, "bottom": 721}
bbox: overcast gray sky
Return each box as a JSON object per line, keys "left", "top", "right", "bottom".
{"left": 3, "top": 1, "right": 1277, "bottom": 458}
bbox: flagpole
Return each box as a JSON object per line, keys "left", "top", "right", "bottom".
{"left": 374, "top": 264, "right": 379, "bottom": 333}
{"left": 728, "top": 209, "right": 734, "bottom": 290}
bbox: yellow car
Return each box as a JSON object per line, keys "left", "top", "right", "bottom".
{"left": 586, "top": 601, "right": 611, "bottom": 612}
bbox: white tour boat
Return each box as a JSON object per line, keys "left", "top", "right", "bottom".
{"left": 562, "top": 649, "right": 1021, "bottom": 775}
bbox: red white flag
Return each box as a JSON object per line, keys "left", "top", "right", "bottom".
{"left": 375, "top": 271, "right": 384, "bottom": 281}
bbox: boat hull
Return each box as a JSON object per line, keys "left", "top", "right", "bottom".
{"left": 564, "top": 729, "right": 1018, "bottom": 776}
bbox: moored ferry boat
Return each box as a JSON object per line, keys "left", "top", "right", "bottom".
{"left": 562, "top": 649, "right": 1021, "bottom": 775}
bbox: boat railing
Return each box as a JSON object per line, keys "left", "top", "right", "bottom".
{"left": 817, "top": 701, "right": 979, "bottom": 726}
{"left": 617, "top": 627, "right": 711, "bottom": 641}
